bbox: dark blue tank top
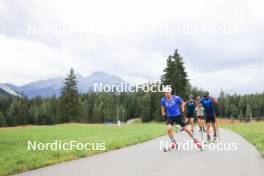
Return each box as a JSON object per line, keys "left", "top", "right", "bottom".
{"left": 200, "top": 97, "right": 215, "bottom": 117}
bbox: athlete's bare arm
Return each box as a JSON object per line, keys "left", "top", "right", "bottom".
{"left": 181, "top": 102, "right": 185, "bottom": 113}
{"left": 161, "top": 105, "right": 166, "bottom": 115}
{"left": 211, "top": 96, "right": 218, "bottom": 104}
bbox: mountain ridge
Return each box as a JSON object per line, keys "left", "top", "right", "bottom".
{"left": 0, "top": 83, "right": 22, "bottom": 97}
{"left": 3, "top": 71, "right": 126, "bottom": 98}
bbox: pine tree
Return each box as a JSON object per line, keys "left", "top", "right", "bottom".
{"left": 161, "top": 49, "right": 189, "bottom": 98}
{"left": 59, "top": 68, "right": 82, "bottom": 122}
{"left": 140, "top": 92, "right": 151, "bottom": 122}
{"left": 0, "top": 111, "right": 7, "bottom": 127}
{"left": 5, "top": 99, "right": 29, "bottom": 126}
{"left": 161, "top": 55, "right": 175, "bottom": 86}
{"left": 245, "top": 104, "right": 253, "bottom": 120}
{"left": 238, "top": 109, "right": 244, "bottom": 119}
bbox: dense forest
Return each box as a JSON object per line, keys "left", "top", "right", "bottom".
{"left": 0, "top": 50, "right": 263, "bottom": 127}
{"left": 217, "top": 91, "right": 264, "bottom": 120}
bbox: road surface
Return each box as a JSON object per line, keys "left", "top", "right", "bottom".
{"left": 17, "top": 128, "right": 264, "bottom": 176}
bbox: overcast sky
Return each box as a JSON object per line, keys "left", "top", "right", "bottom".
{"left": 0, "top": 0, "right": 263, "bottom": 95}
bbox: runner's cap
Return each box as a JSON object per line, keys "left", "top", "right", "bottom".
{"left": 163, "top": 86, "right": 172, "bottom": 93}
{"left": 203, "top": 91, "right": 209, "bottom": 97}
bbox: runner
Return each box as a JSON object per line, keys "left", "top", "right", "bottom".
{"left": 195, "top": 102, "right": 205, "bottom": 137}
{"left": 161, "top": 86, "right": 202, "bottom": 150}
{"left": 185, "top": 95, "right": 196, "bottom": 132}
{"left": 200, "top": 91, "right": 218, "bottom": 142}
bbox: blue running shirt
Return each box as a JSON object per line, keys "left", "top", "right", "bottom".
{"left": 161, "top": 95, "right": 182, "bottom": 117}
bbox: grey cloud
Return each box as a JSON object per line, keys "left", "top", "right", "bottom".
{"left": 0, "top": 0, "right": 263, "bottom": 95}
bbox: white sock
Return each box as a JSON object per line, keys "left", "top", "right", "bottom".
{"left": 170, "top": 135, "right": 175, "bottom": 142}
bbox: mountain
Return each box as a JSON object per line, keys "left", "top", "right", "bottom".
{"left": 5, "top": 72, "right": 126, "bottom": 98}
{"left": 0, "top": 83, "right": 22, "bottom": 97}
{"left": 3, "top": 83, "right": 20, "bottom": 91}
{"left": 77, "top": 72, "right": 126, "bottom": 92}
{"left": 15, "top": 77, "right": 64, "bottom": 98}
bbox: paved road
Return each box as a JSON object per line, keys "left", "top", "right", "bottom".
{"left": 17, "top": 128, "right": 263, "bottom": 176}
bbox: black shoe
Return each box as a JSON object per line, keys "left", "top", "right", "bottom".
{"left": 213, "top": 137, "right": 217, "bottom": 142}
{"left": 213, "top": 134, "right": 217, "bottom": 142}
{"left": 206, "top": 135, "right": 210, "bottom": 143}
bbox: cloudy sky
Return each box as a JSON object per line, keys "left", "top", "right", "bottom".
{"left": 0, "top": 0, "right": 263, "bottom": 95}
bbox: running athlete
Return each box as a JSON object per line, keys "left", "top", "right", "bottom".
{"left": 185, "top": 95, "right": 196, "bottom": 132}
{"left": 161, "top": 86, "right": 201, "bottom": 149}
{"left": 195, "top": 102, "right": 205, "bottom": 133}
{"left": 200, "top": 91, "right": 218, "bottom": 142}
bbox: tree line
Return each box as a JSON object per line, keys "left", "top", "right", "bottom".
{"left": 0, "top": 50, "right": 263, "bottom": 126}
{"left": 217, "top": 90, "right": 264, "bottom": 120}
{"left": 0, "top": 86, "right": 165, "bottom": 126}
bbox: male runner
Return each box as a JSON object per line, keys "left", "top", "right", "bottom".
{"left": 200, "top": 91, "right": 218, "bottom": 142}
{"left": 161, "top": 86, "right": 201, "bottom": 149}
{"left": 185, "top": 95, "right": 196, "bottom": 132}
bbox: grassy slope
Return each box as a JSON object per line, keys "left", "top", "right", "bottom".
{"left": 0, "top": 123, "right": 165, "bottom": 176}
{"left": 222, "top": 122, "right": 264, "bottom": 157}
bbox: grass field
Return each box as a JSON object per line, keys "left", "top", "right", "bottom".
{"left": 222, "top": 122, "right": 264, "bottom": 157}
{"left": 0, "top": 123, "right": 165, "bottom": 176}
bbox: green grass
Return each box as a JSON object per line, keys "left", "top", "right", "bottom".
{"left": 0, "top": 123, "right": 165, "bottom": 176}
{"left": 222, "top": 122, "right": 264, "bottom": 157}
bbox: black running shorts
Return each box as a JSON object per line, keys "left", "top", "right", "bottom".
{"left": 205, "top": 116, "right": 216, "bottom": 123}
{"left": 186, "top": 112, "right": 195, "bottom": 118}
{"left": 166, "top": 115, "right": 186, "bottom": 127}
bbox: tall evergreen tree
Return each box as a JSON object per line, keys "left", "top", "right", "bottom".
{"left": 238, "top": 109, "right": 244, "bottom": 119}
{"left": 161, "top": 49, "right": 189, "bottom": 98}
{"left": 0, "top": 111, "right": 7, "bottom": 127}
{"left": 59, "top": 68, "right": 82, "bottom": 122}
{"left": 140, "top": 92, "right": 151, "bottom": 122}
{"left": 245, "top": 104, "right": 253, "bottom": 120}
